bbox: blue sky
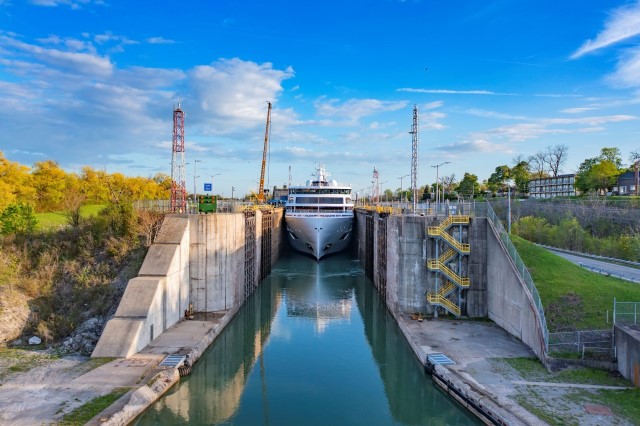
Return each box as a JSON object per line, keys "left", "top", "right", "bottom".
{"left": 1, "top": 0, "right": 640, "bottom": 196}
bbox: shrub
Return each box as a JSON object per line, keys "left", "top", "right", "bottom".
{"left": 0, "top": 203, "right": 38, "bottom": 236}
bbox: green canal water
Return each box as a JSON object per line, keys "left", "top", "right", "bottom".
{"left": 135, "top": 252, "right": 480, "bottom": 425}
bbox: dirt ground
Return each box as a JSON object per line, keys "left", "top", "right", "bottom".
{"left": 0, "top": 351, "right": 119, "bottom": 425}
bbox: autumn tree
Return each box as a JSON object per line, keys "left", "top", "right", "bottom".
{"left": 31, "top": 160, "right": 69, "bottom": 212}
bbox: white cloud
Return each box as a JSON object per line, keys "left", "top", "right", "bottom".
{"left": 472, "top": 114, "right": 635, "bottom": 142}
{"left": 313, "top": 98, "right": 407, "bottom": 124}
{"left": 437, "top": 139, "right": 512, "bottom": 154}
{"left": 560, "top": 107, "right": 597, "bottom": 114}
{"left": 607, "top": 47, "right": 640, "bottom": 89}
{"left": 571, "top": 1, "right": 640, "bottom": 59}
{"left": 0, "top": 35, "right": 113, "bottom": 77}
{"left": 421, "top": 111, "right": 446, "bottom": 130}
{"left": 29, "top": 0, "right": 103, "bottom": 9}
{"left": 464, "top": 108, "right": 525, "bottom": 120}
{"left": 187, "top": 58, "right": 295, "bottom": 133}
{"left": 146, "top": 37, "right": 176, "bottom": 45}
{"left": 397, "top": 88, "right": 507, "bottom": 95}
{"left": 421, "top": 100, "right": 443, "bottom": 110}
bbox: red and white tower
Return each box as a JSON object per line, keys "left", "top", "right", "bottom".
{"left": 170, "top": 104, "right": 187, "bottom": 213}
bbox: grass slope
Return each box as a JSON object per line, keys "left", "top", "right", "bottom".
{"left": 36, "top": 205, "right": 105, "bottom": 230}
{"left": 511, "top": 235, "right": 640, "bottom": 331}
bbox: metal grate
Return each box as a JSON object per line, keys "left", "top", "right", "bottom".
{"left": 244, "top": 211, "right": 256, "bottom": 300}
{"left": 365, "top": 214, "right": 374, "bottom": 280}
{"left": 159, "top": 355, "right": 185, "bottom": 368}
{"left": 377, "top": 215, "right": 388, "bottom": 301}
{"left": 427, "top": 353, "right": 456, "bottom": 366}
{"left": 260, "top": 212, "right": 272, "bottom": 282}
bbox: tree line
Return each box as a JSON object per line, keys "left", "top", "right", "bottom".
{"left": 0, "top": 152, "right": 171, "bottom": 213}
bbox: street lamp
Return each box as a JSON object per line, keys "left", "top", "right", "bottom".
{"left": 211, "top": 173, "right": 221, "bottom": 195}
{"left": 431, "top": 162, "right": 450, "bottom": 213}
{"left": 231, "top": 186, "right": 235, "bottom": 200}
{"left": 507, "top": 179, "right": 513, "bottom": 234}
{"left": 379, "top": 180, "right": 390, "bottom": 203}
{"left": 193, "top": 160, "right": 201, "bottom": 204}
{"left": 398, "top": 174, "right": 409, "bottom": 203}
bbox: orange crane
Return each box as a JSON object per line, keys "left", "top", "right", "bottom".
{"left": 257, "top": 101, "right": 272, "bottom": 204}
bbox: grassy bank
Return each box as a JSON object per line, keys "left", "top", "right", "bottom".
{"left": 511, "top": 235, "right": 640, "bottom": 331}
{"left": 36, "top": 204, "right": 105, "bottom": 230}
{"left": 494, "top": 357, "right": 640, "bottom": 425}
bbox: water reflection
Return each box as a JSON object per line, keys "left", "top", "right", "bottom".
{"left": 136, "top": 252, "right": 479, "bottom": 426}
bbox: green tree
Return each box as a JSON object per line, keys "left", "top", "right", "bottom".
{"left": 421, "top": 184, "right": 431, "bottom": 200}
{"left": 487, "top": 165, "right": 510, "bottom": 193}
{"left": 0, "top": 202, "right": 38, "bottom": 236}
{"left": 600, "top": 147, "right": 622, "bottom": 169}
{"left": 575, "top": 157, "right": 599, "bottom": 193}
{"left": 456, "top": 173, "right": 480, "bottom": 198}
{"left": 587, "top": 160, "right": 618, "bottom": 193}
{"left": 510, "top": 161, "right": 531, "bottom": 194}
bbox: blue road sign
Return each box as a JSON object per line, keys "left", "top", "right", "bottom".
{"left": 204, "top": 183, "right": 212, "bottom": 191}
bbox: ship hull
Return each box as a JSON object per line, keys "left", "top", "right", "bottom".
{"left": 285, "top": 214, "right": 353, "bottom": 260}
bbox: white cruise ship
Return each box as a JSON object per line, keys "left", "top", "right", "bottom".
{"left": 285, "top": 165, "right": 354, "bottom": 260}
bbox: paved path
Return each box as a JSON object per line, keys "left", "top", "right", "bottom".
{"left": 547, "top": 249, "right": 640, "bottom": 283}
{"left": 511, "top": 380, "right": 632, "bottom": 390}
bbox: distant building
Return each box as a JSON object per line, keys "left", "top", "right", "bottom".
{"left": 613, "top": 170, "right": 639, "bottom": 196}
{"left": 528, "top": 174, "right": 577, "bottom": 198}
{"left": 271, "top": 186, "right": 289, "bottom": 204}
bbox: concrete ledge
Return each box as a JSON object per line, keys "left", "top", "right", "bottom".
{"left": 88, "top": 309, "right": 239, "bottom": 425}
{"left": 155, "top": 216, "right": 189, "bottom": 245}
{"left": 138, "top": 244, "right": 180, "bottom": 277}
{"left": 92, "top": 319, "right": 144, "bottom": 358}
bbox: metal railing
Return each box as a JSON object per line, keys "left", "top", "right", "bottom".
{"left": 486, "top": 202, "right": 550, "bottom": 354}
{"left": 427, "top": 293, "right": 461, "bottom": 316}
{"left": 578, "top": 263, "right": 640, "bottom": 284}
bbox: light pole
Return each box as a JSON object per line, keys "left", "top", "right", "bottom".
{"left": 431, "top": 162, "right": 450, "bottom": 213}
{"left": 231, "top": 186, "right": 235, "bottom": 200}
{"left": 193, "top": 160, "right": 201, "bottom": 204}
{"left": 379, "top": 180, "right": 390, "bottom": 203}
{"left": 398, "top": 174, "right": 409, "bottom": 204}
{"left": 507, "top": 179, "right": 513, "bottom": 234}
{"left": 211, "top": 173, "right": 221, "bottom": 195}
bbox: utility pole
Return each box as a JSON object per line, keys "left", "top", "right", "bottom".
{"left": 232, "top": 186, "right": 235, "bottom": 200}
{"left": 288, "top": 165, "right": 292, "bottom": 188}
{"left": 409, "top": 105, "right": 419, "bottom": 213}
{"left": 399, "top": 174, "right": 409, "bottom": 204}
{"left": 508, "top": 183, "right": 512, "bottom": 233}
{"left": 193, "top": 159, "right": 201, "bottom": 207}
{"left": 431, "top": 162, "right": 450, "bottom": 214}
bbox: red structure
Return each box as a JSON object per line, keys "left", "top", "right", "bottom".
{"left": 170, "top": 104, "right": 187, "bottom": 213}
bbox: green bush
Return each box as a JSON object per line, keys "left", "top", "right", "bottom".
{"left": 513, "top": 215, "right": 640, "bottom": 262}
{"left": 0, "top": 202, "right": 38, "bottom": 236}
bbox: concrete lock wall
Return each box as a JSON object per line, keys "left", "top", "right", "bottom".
{"left": 357, "top": 211, "right": 487, "bottom": 318}
{"left": 93, "top": 216, "right": 191, "bottom": 358}
{"left": 93, "top": 209, "right": 285, "bottom": 359}
{"left": 355, "top": 210, "right": 544, "bottom": 360}
{"left": 485, "top": 220, "right": 546, "bottom": 360}
{"left": 189, "top": 213, "right": 246, "bottom": 312}
{"left": 615, "top": 324, "right": 640, "bottom": 387}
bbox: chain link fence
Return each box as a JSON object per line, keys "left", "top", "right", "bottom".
{"left": 548, "top": 329, "right": 614, "bottom": 359}
{"left": 486, "top": 202, "right": 549, "bottom": 355}
{"left": 614, "top": 300, "right": 640, "bottom": 326}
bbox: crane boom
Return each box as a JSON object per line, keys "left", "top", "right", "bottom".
{"left": 258, "top": 101, "right": 272, "bottom": 203}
